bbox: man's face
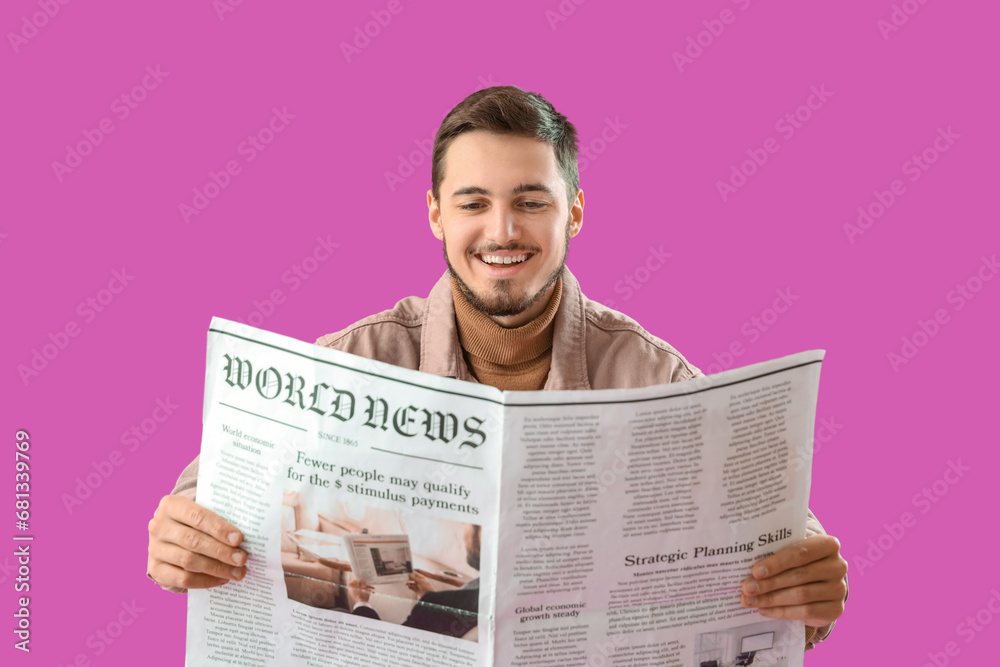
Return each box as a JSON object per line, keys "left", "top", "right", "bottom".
{"left": 428, "top": 131, "right": 584, "bottom": 327}
{"left": 464, "top": 523, "right": 481, "bottom": 572}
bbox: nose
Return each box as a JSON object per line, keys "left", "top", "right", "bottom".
{"left": 483, "top": 202, "right": 520, "bottom": 247}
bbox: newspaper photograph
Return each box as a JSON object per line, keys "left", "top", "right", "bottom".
{"left": 185, "top": 317, "right": 823, "bottom": 667}
{"left": 342, "top": 534, "right": 414, "bottom": 585}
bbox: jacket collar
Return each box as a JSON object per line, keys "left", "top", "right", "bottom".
{"left": 419, "top": 266, "right": 591, "bottom": 391}
{"left": 418, "top": 271, "right": 473, "bottom": 382}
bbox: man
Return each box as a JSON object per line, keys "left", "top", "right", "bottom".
{"left": 347, "top": 523, "right": 481, "bottom": 639}
{"left": 147, "top": 86, "right": 847, "bottom": 650}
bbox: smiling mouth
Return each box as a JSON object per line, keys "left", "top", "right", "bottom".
{"left": 477, "top": 253, "right": 530, "bottom": 266}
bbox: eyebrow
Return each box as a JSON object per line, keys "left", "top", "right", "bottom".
{"left": 450, "top": 183, "right": 555, "bottom": 198}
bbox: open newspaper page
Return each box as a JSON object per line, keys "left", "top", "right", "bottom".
{"left": 186, "top": 317, "right": 823, "bottom": 666}
{"left": 186, "top": 317, "right": 504, "bottom": 666}
{"left": 495, "top": 351, "right": 823, "bottom": 667}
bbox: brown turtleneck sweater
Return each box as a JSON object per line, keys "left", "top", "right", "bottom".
{"left": 451, "top": 278, "right": 563, "bottom": 391}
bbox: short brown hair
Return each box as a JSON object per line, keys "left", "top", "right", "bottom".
{"left": 431, "top": 86, "right": 580, "bottom": 208}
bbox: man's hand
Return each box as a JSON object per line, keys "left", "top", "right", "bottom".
{"left": 740, "top": 534, "right": 848, "bottom": 629}
{"left": 147, "top": 495, "right": 247, "bottom": 589}
{"left": 406, "top": 570, "right": 435, "bottom": 598}
{"left": 347, "top": 578, "right": 374, "bottom": 608}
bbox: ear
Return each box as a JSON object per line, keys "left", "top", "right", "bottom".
{"left": 427, "top": 189, "right": 444, "bottom": 241}
{"left": 568, "top": 188, "right": 584, "bottom": 239}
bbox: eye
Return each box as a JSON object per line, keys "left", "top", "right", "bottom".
{"left": 458, "top": 202, "right": 484, "bottom": 211}
{"left": 520, "top": 201, "right": 546, "bottom": 209}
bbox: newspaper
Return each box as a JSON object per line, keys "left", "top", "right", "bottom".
{"left": 342, "top": 534, "right": 413, "bottom": 585}
{"left": 186, "top": 317, "right": 824, "bottom": 667}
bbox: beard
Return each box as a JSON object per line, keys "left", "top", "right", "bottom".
{"left": 444, "top": 220, "right": 571, "bottom": 319}
{"left": 465, "top": 525, "right": 482, "bottom": 571}
{"left": 466, "top": 543, "right": 481, "bottom": 572}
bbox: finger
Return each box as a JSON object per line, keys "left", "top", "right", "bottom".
{"left": 158, "top": 495, "right": 243, "bottom": 548}
{"left": 741, "top": 580, "right": 846, "bottom": 610}
{"left": 155, "top": 542, "right": 247, "bottom": 581}
{"left": 152, "top": 514, "right": 248, "bottom": 569}
{"left": 743, "top": 553, "right": 848, "bottom": 595}
{"left": 751, "top": 535, "right": 841, "bottom": 579}
{"left": 756, "top": 600, "right": 845, "bottom": 628}
{"left": 148, "top": 560, "right": 231, "bottom": 590}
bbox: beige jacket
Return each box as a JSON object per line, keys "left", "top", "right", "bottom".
{"left": 165, "top": 266, "right": 838, "bottom": 646}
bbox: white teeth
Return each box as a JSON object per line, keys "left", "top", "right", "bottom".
{"left": 481, "top": 254, "right": 527, "bottom": 265}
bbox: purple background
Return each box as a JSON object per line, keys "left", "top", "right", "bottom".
{"left": 3, "top": 1, "right": 998, "bottom": 665}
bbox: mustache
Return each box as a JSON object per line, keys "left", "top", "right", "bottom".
{"left": 469, "top": 243, "right": 540, "bottom": 254}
